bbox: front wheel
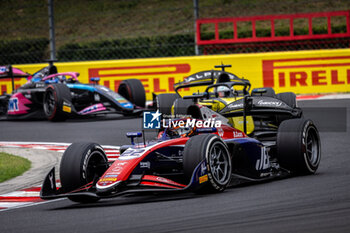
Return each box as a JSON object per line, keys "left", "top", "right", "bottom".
{"left": 60, "top": 142, "right": 109, "bottom": 203}
{"left": 183, "top": 134, "right": 232, "bottom": 193}
{"left": 156, "top": 93, "right": 179, "bottom": 116}
{"left": 43, "top": 84, "right": 72, "bottom": 121}
{"left": 118, "top": 79, "right": 146, "bottom": 108}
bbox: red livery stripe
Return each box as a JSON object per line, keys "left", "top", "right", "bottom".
{"left": 142, "top": 175, "right": 186, "bottom": 188}
{"left": 21, "top": 187, "right": 41, "bottom": 192}
{"left": 140, "top": 181, "right": 183, "bottom": 189}
{"left": 0, "top": 197, "right": 42, "bottom": 202}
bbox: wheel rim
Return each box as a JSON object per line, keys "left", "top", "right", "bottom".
{"left": 44, "top": 89, "right": 56, "bottom": 116}
{"left": 85, "top": 150, "right": 108, "bottom": 182}
{"left": 208, "top": 142, "right": 230, "bottom": 185}
{"left": 305, "top": 126, "right": 320, "bottom": 166}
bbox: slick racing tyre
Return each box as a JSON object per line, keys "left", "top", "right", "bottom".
{"left": 0, "top": 95, "right": 9, "bottom": 115}
{"left": 43, "top": 83, "right": 72, "bottom": 121}
{"left": 277, "top": 118, "right": 321, "bottom": 175}
{"left": 156, "top": 93, "right": 179, "bottom": 116}
{"left": 118, "top": 79, "right": 146, "bottom": 108}
{"left": 173, "top": 98, "right": 193, "bottom": 116}
{"left": 277, "top": 92, "right": 297, "bottom": 108}
{"left": 60, "top": 142, "right": 109, "bottom": 203}
{"left": 183, "top": 134, "right": 232, "bottom": 193}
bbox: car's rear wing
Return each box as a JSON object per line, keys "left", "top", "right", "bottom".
{"left": 0, "top": 65, "right": 30, "bottom": 93}
{"left": 174, "top": 70, "right": 215, "bottom": 96}
{"left": 220, "top": 96, "right": 302, "bottom": 134}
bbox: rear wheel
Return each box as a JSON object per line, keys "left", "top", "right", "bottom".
{"left": 43, "top": 84, "right": 72, "bottom": 121}
{"left": 118, "top": 79, "right": 146, "bottom": 107}
{"left": 156, "top": 93, "right": 179, "bottom": 116}
{"left": 183, "top": 134, "right": 232, "bottom": 193}
{"left": 277, "top": 118, "right": 321, "bottom": 175}
{"left": 173, "top": 98, "right": 193, "bottom": 116}
{"left": 60, "top": 142, "right": 109, "bottom": 203}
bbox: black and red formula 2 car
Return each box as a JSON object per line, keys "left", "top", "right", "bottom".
{"left": 41, "top": 104, "right": 321, "bottom": 203}
{"left": 0, "top": 64, "right": 146, "bottom": 121}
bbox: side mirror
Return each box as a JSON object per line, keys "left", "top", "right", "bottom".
{"left": 251, "top": 88, "right": 267, "bottom": 96}
{"left": 183, "top": 94, "right": 206, "bottom": 103}
{"left": 126, "top": 132, "right": 142, "bottom": 145}
{"left": 90, "top": 77, "right": 100, "bottom": 84}
{"left": 196, "top": 128, "right": 217, "bottom": 134}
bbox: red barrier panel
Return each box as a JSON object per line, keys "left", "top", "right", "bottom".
{"left": 196, "top": 11, "right": 350, "bottom": 45}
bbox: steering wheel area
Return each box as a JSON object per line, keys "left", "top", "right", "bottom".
{"left": 204, "top": 83, "right": 244, "bottom": 99}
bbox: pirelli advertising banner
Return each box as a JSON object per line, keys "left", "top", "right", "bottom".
{"left": 2, "top": 48, "right": 350, "bottom": 99}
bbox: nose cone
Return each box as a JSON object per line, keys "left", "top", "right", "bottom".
{"left": 96, "top": 180, "right": 121, "bottom": 193}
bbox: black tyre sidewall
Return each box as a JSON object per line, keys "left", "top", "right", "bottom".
{"left": 43, "top": 86, "right": 57, "bottom": 120}
{"left": 43, "top": 84, "right": 71, "bottom": 121}
{"left": 277, "top": 118, "right": 321, "bottom": 174}
{"left": 205, "top": 137, "right": 232, "bottom": 191}
{"left": 183, "top": 134, "right": 231, "bottom": 192}
{"left": 118, "top": 79, "right": 146, "bottom": 107}
{"left": 156, "top": 93, "right": 179, "bottom": 116}
{"left": 60, "top": 142, "right": 108, "bottom": 202}
{"left": 173, "top": 98, "right": 193, "bottom": 116}
{"left": 303, "top": 124, "right": 321, "bottom": 172}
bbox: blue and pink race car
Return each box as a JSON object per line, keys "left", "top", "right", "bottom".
{"left": 0, "top": 64, "right": 146, "bottom": 121}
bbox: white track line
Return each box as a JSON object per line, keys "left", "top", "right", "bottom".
{"left": 1, "top": 191, "right": 40, "bottom": 197}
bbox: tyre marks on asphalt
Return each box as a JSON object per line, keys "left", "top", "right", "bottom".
{"left": 0, "top": 142, "right": 120, "bottom": 211}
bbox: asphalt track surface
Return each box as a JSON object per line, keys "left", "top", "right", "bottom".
{"left": 0, "top": 99, "right": 350, "bottom": 233}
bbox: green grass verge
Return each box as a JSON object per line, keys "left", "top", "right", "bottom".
{"left": 0, "top": 152, "right": 31, "bottom": 183}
